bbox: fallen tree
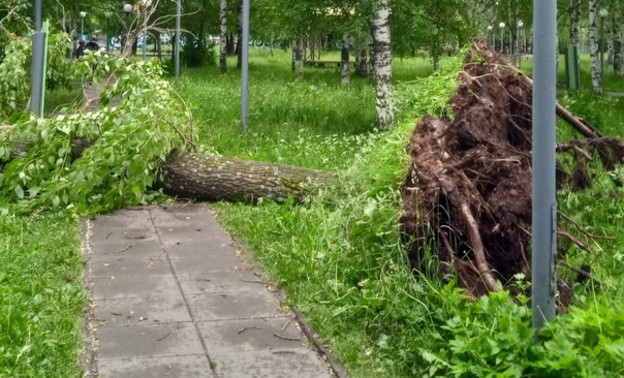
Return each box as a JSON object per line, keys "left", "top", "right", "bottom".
{"left": 399, "top": 38, "right": 624, "bottom": 305}
{"left": 0, "top": 54, "right": 336, "bottom": 213}
{"left": 158, "top": 150, "right": 337, "bottom": 202}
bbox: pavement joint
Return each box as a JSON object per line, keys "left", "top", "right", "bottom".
{"left": 83, "top": 203, "right": 337, "bottom": 378}
{"left": 147, "top": 206, "right": 218, "bottom": 378}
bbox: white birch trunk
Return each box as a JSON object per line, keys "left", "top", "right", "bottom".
{"left": 371, "top": 0, "right": 394, "bottom": 129}
{"left": 569, "top": 0, "right": 582, "bottom": 45}
{"left": 341, "top": 32, "right": 350, "bottom": 86}
{"left": 589, "top": 0, "right": 601, "bottom": 92}
{"left": 608, "top": 15, "right": 614, "bottom": 66}
{"left": 298, "top": 39, "right": 304, "bottom": 81}
{"left": 614, "top": 4, "right": 623, "bottom": 77}
{"left": 219, "top": 0, "right": 227, "bottom": 74}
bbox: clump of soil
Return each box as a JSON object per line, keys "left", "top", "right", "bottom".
{"left": 400, "top": 39, "right": 624, "bottom": 304}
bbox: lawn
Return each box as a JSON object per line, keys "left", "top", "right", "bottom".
{"left": 0, "top": 215, "right": 84, "bottom": 377}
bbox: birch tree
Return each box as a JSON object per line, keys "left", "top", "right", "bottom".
{"left": 569, "top": 0, "right": 582, "bottom": 45}
{"left": 341, "top": 31, "right": 350, "bottom": 85}
{"left": 341, "top": 2, "right": 351, "bottom": 86}
{"left": 613, "top": 2, "right": 622, "bottom": 76}
{"left": 219, "top": 0, "right": 227, "bottom": 73}
{"left": 371, "top": 0, "right": 394, "bottom": 128}
{"left": 588, "top": 0, "right": 601, "bottom": 92}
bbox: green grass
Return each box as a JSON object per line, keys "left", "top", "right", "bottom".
{"left": 44, "top": 86, "right": 82, "bottom": 116}
{"left": 2, "top": 46, "right": 622, "bottom": 377}
{"left": 178, "top": 49, "right": 433, "bottom": 170}
{"left": 0, "top": 215, "right": 84, "bottom": 377}
{"left": 177, "top": 49, "right": 624, "bottom": 376}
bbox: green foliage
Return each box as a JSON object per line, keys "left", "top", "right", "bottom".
{"left": 1, "top": 51, "right": 194, "bottom": 214}
{"left": 181, "top": 37, "right": 217, "bottom": 68}
{"left": 0, "top": 32, "right": 72, "bottom": 119}
{"left": 0, "top": 214, "right": 84, "bottom": 377}
{"left": 0, "top": 36, "right": 30, "bottom": 118}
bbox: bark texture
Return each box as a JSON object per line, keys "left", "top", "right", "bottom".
{"left": 341, "top": 32, "right": 350, "bottom": 86}
{"left": 219, "top": 0, "right": 228, "bottom": 74}
{"left": 589, "top": 0, "right": 602, "bottom": 93}
{"left": 355, "top": 48, "right": 368, "bottom": 77}
{"left": 158, "top": 150, "right": 337, "bottom": 202}
{"left": 613, "top": 4, "right": 623, "bottom": 77}
{"left": 371, "top": 0, "right": 394, "bottom": 129}
{"left": 569, "top": 0, "right": 582, "bottom": 45}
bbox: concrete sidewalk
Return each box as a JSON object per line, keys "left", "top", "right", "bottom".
{"left": 82, "top": 203, "right": 337, "bottom": 378}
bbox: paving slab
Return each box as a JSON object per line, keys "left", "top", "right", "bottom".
{"left": 83, "top": 203, "right": 338, "bottom": 378}
{"left": 98, "top": 355, "right": 213, "bottom": 378}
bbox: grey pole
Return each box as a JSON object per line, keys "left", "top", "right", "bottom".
{"left": 174, "top": 0, "right": 181, "bottom": 83}
{"left": 34, "top": 0, "right": 41, "bottom": 31}
{"left": 240, "top": 0, "right": 250, "bottom": 132}
{"left": 30, "top": 0, "right": 45, "bottom": 117}
{"left": 143, "top": 11, "right": 147, "bottom": 60}
{"left": 532, "top": 0, "right": 557, "bottom": 332}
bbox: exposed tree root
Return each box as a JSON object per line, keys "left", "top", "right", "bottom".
{"left": 400, "top": 38, "right": 624, "bottom": 306}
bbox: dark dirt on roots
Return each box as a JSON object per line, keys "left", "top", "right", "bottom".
{"left": 400, "top": 39, "right": 624, "bottom": 307}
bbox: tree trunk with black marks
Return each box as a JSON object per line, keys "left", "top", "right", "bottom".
{"left": 158, "top": 150, "right": 336, "bottom": 202}
{"left": 569, "top": 0, "right": 582, "bottom": 45}
{"left": 236, "top": 0, "right": 243, "bottom": 70}
{"left": 613, "top": 4, "right": 622, "bottom": 77}
{"left": 219, "top": 0, "right": 228, "bottom": 74}
{"left": 589, "top": 0, "right": 601, "bottom": 93}
{"left": 371, "top": 0, "right": 394, "bottom": 129}
{"left": 341, "top": 32, "right": 350, "bottom": 86}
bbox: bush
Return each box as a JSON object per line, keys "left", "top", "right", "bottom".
{"left": 181, "top": 36, "right": 216, "bottom": 68}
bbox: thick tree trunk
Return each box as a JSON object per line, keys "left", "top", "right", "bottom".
{"left": 219, "top": 0, "right": 228, "bottom": 74}
{"left": 589, "top": 0, "right": 602, "bottom": 93}
{"left": 158, "top": 150, "right": 337, "bottom": 202}
{"left": 341, "top": 32, "right": 350, "bottom": 86}
{"left": 371, "top": 0, "right": 394, "bottom": 129}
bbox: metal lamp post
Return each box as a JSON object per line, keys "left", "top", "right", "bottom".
{"left": 122, "top": 3, "right": 133, "bottom": 53}
{"left": 499, "top": 22, "right": 506, "bottom": 54}
{"left": 79, "top": 11, "right": 87, "bottom": 40}
{"left": 104, "top": 11, "right": 112, "bottom": 51}
{"left": 599, "top": 8, "right": 609, "bottom": 83}
{"left": 241, "top": 0, "right": 250, "bottom": 132}
{"left": 532, "top": 0, "right": 557, "bottom": 333}
{"left": 141, "top": 0, "right": 152, "bottom": 60}
{"left": 175, "top": 0, "right": 181, "bottom": 83}
{"left": 487, "top": 25, "right": 494, "bottom": 48}
{"left": 30, "top": 0, "right": 47, "bottom": 117}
